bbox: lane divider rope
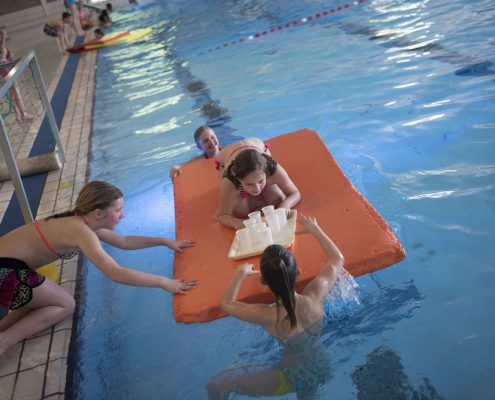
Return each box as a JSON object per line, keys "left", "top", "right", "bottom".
{"left": 206, "top": 0, "right": 366, "bottom": 53}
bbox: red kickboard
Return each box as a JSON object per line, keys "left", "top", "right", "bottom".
{"left": 172, "top": 129, "right": 406, "bottom": 323}
{"left": 66, "top": 31, "right": 131, "bottom": 53}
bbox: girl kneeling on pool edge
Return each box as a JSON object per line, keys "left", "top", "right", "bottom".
{"left": 0, "top": 181, "right": 197, "bottom": 356}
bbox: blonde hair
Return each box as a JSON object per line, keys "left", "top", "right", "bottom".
{"left": 50, "top": 181, "right": 123, "bottom": 219}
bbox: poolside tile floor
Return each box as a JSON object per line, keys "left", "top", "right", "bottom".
{"left": 0, "top": 48, "right": 96, "bottom": 399}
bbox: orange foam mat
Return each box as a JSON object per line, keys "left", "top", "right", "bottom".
{"left": 173, "top": 129, "right": 406, "bottom": 323}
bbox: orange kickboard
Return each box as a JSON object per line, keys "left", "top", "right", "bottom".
{"left": 173, "top": 129, "right": 406, "bottom": 323}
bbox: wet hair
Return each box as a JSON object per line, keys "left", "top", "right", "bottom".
{"left": 62, "top": 12, "right": 71, "bottom": 21}
{"left": 106, "top": 3, "right": 113, "bottom": 12}
{"left": 260, "top": 244, "right": 298, "bottom": 330}
{"left": 224, "top": 149, "right": 277, "bottom": 190}
{"left": 193, "top": 125, "right": 212, "bottom": 144}
{"left": 94, "top": 28, "right": 105, "bottom": 38}
{"left": 99, "top": 9, "right": 111, "bottom": 23}
{"left": 49, "top": 181, "right": 123, "bottom": 219}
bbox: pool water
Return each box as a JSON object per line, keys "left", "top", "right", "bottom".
{"left": 67, "top": 0, "right": 495, "bottom": 399}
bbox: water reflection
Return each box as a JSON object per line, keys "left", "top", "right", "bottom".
{"left": 334, "top": 20, "right": 494, "bottom": 76}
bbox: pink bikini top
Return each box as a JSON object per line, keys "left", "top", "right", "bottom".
{"left": 33, "top": 219, "right": 82, "bottom": 260}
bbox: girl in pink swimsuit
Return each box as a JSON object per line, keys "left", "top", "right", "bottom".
{"left": 0, "top": 181, "right": 198, "bottom": 356}
{"left": 216, "top": 140, "right": 301, "bottom": 230}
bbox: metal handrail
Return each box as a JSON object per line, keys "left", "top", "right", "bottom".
{"left": 0, "top": 50, "right": 66, "bottom": 223}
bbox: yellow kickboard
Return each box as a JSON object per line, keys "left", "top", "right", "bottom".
{"left": 37, "top": 262, "right": 59, "bottom": 282}
{"left": 85, "top": 28, "right": 152, "bottom": 50}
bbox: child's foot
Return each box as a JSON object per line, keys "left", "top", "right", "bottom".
{"left": 21, "top": 112, "right": 34, "bottom": 122}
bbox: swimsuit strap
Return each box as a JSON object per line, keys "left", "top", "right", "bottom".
{"left": 227, "top": 142, "right": 270, "bottom": 159}
{"left": 218, "top": 143, "right": 270, "bottom": 172}
{"left": 33, "top": 220, "right": 61, "bottom": 258}
{"left": 227, "top": 145, "right": 263, "bottom": 160}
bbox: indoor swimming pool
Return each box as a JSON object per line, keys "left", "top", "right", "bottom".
{"left": 67, "top": 0, "right": 495, "bottom": 398}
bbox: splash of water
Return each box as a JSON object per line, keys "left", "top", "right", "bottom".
{"left": 324, "top": 268, "right": 361, "bottom": 320}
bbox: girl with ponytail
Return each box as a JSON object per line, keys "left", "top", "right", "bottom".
{"left": 221, "top": 214, "right": 343, "bottom": 337}
{"left": 216, "top": 137, "right": 301, "bottom": 230}
{"left": 0, "top": 181, "right": 197, "bottom": 356}
{"left": 210, "top": 214, "right": 344, "bottom": 398}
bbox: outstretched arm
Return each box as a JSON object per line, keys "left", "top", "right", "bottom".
{"left": 96, "top": 228, "right": 195, "bottom": 252}
{"left": 78, "top": 227, "right": 197, "bottom": 293}
{"left": 299, "top": 215, "right": 345, "bottom": 302}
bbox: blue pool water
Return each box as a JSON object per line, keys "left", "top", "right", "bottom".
{"left": 67, "top": 0, "right": 495, "bottom": 398}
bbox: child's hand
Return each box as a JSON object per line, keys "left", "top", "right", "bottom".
{"left": 169, "top": 239, "right": 196, "bottom": 252}
{"left": 237, "top": 263, "right": 259, "bottom": 277}
{"left": 234, "top": 220, "right": 246, "bottom": 230}
{"left": 276, "top": 203, "right": 291, "bottom": 216}
{"left": 170, "top": 165, "right": 182, "bottom": 179}
{"left": 298, "top": 214, "right": 319, "bottom": 234}
{"left": 164, "top": 278, "right": 198, "bottom": 294}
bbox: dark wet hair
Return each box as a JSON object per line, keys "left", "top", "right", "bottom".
{"left": 106, "top": 3, "right": 113, "bottom": 12}
{"left": 224, "top": 149, "right": 277, "bottom": 190}
{"left": 193, "top": 125, "right": 212, "bottom": 144}
{"left": 99, "top": 9, "right": 111, "bottom": 23}
{"left": 94, "top": 28, "right": 104, "bottom": 37}
{"left": 260, "top": 244, "right": 298, "bottom": 330}
{"left": 49, "top": 181, "right": 123, "bottom": 219}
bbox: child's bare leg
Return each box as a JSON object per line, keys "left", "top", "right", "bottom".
{"left": 207, "top": 366, "right": 281, "bottom": 399}
{"left": 0, "top": 279, "right": 75, "bottom": 356}
{"left": 0, "top": 306, "right": 31, "bottom": 332}
{"left": 10, "top": 84, "right": 33, "bottom": 122}
{"left": 68, "top": 4, "right": 84, "bottom": 35}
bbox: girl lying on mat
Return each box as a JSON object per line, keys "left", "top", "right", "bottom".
{"left": 0, "top": 181, "right": 197, "bottom": 356}
{"left": 216, "top": 138, "right": 301, "bottom": 229}
{"left": 208, "top": 214, "right": 343, "bottom": 398}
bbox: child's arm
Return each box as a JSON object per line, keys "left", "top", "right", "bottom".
{"left": 77, "top": 227, "right": 198, "bottom": 293}
{"left": 217, "top": 214, "right": 245, "bottom": 230}
{"left": 96, "top": 229, "right": 195, "bottom": 252}
{"left": 170, "top": 154, "right": 205, "bottom": 179}
{"left": 216, "top": 179, "right": 246, "bottom": 230}
{"left": 300, "top": 215, "right": 345, "bottom": 302}
{"left": 220, "top": 264, "right": 271, "bottom": 325}
{"left": 272, "top": 164, "right": 301, "bottom": 212}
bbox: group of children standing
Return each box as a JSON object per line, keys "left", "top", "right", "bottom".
{"left": 43, "top": 1, "right": 113, "bottom": 53}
